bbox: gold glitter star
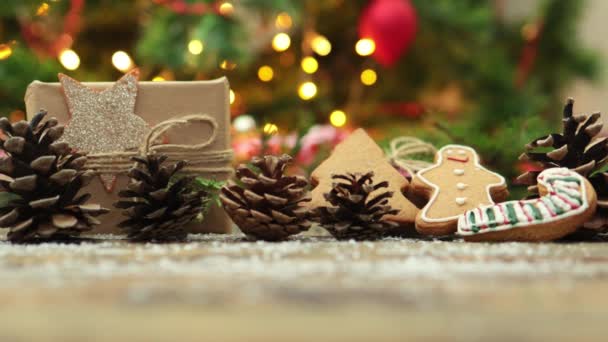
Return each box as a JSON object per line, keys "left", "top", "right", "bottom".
{"left": 59, "top": 69, "right": 150, "bottom": 192}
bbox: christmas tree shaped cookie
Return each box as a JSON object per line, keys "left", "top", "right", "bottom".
{"left": 307, "top": 129, "right": 419, "bottom": 226}
{"left": 411, "top": 145, "right": 508, "bottom": 236}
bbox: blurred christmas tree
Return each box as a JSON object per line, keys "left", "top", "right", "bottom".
{"left": 0, "top": 0, "right": 599, "bottom": 184}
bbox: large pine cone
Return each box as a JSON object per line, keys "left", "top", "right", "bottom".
{"left": 313, "top": 172, "right": 399, "bottom": 241}
{"left": 219, "top": 154, "right": 311, "bottom": 241}
{"left": 0, "top": 110, "right": 109, "bottom": 242}
{"left": 516, "top": 98, "right": 608, "bottom": 231}
{"left": 115, "top": 154, "right": 206, "bottom": 242}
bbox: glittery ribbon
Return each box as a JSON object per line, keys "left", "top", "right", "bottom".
{"left": 84, "top": 114, "right": 234, "bottom": 176}
{"left": 386, "top": 136, "right": 437, "bottom": 176}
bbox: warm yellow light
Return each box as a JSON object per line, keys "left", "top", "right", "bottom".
{"left": 220, "top": 60, "right": 237, "bottom": 70}
{"left": 355, "top": 38, "right": 376, "bottom": 56}
{"left": 360, "top": 69, "right": 377, "bottom": 86}
{"left": 329, "top": 110, "right": 347, "bottom": 127}
{"left": 275, "top": 12, "right": 293, "bottom": 29}
{"left": 112, "top": 51, "right": 133, "bottom": 72}
{"left": 218, "top": 2, "right": 234, "bottom": 16}
{"left": 0, "top": 44, "right": 13, "bottom": 60}
{"left": 229, "top": 89, "right": 236, "bottom": 104}
{"left": 272, "top": 33, "right": 291, "bottom": 52}
{"left": 188, "top": 39, "right": 204, "bottom": 55}
{"left": 152, "top": 76, "right": 165, "bottom": 82}
{"left": 36, "top": 2, "right": 50, "bottom": 16}
{"left": 233, "top": 115, "right": 256, "bottom": 132}
{"left": 311, "top": 35, "right": 331, "bottom": 56}
{"left": 301, "top": 57, "right": 318, "bottom": 74}
{"left": 257, "top": 65, "right": 274, "bottom": 82}
{"left": 263, "top": 123, "right": 279, "bottom": 135}
{"left": 59, "top": 49, "right": 80, "bottom": 70}
{"left": 298, "top": 81, "right": 317, "bottom": 100}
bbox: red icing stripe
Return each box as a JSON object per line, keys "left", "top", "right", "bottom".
{"left": 538, "top": 199, "right": 556, "bottom": 217}
{"left": 497, "top": 204, "right": 509, "bottom": 224}
{"left": 519, "top": 201, "right": 533, "bottom": 222}
{"left": 477, "top": 208, "right": 487, "bottom": 229}
{"left": 554, "top": 193, "right": 578, "bottom": 209}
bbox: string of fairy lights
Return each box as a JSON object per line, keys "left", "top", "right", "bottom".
{"left": 6, "top": 1, "right": 380, "bottom": 133}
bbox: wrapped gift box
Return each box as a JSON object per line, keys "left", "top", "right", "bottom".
{"left": 24, "top": 77, "right": 233, "bottom": 234}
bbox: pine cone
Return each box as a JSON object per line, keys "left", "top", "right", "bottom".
{"left": 0, "top": 110, "right": 109, "bottom": 242}
{"left": 313, "top": 172, "right": 399, "bottom": 241}
{"left": 517, "top": 98, "right": 608, "bottom": 231}
{"left": 114, "top": 154, "right": 206, "bottom": 242}
{"left": 219, "top": 154, "right": 311, "bottom": 241}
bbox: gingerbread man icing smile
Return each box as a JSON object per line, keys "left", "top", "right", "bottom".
{"left": 411, "top": 145, "right": 508, "bottom": 236}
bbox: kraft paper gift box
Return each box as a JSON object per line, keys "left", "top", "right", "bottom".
{"left": 24, "top": 76, "right": 233, "bottom": 234}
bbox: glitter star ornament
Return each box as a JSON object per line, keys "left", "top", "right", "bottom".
{"left": 59, "top": 69, "right": 150, "bottom": 192}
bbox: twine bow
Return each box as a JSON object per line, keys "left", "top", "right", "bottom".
{"left": 84, "top": 114, "right": 234, "bottom": 176}
{"left": 386, "top": 136, "right": 437, "bottom": 176}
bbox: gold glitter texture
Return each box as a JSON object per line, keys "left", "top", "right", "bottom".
{"left": 59, "top": 69, "right": 150, "bottom": 192}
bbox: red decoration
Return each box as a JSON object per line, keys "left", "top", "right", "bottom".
{"left": 153, "top": 0, "right": 222, "bottom": 16}
{"left": 378, "top": 101, "right": 425, "bottom": 118}
{"left": 515, "top": 22, "right": 544, "bottom": 88}
{"left": 20, "top": 0, "right": 84, "bottom": 57}
{"left": 358, "top": 0, "right": 418, "bottom": 67}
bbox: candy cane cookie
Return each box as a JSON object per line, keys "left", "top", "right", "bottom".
{"left": 411, "top": 145, "right": 508, "bottom": 236}
{"left": 458, "top": 168, "right": 597, "bottom": 242}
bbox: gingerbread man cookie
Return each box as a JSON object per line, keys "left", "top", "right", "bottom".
{"left": 307, "top": 128, "right": 419, "bottom": 226}
{"left": 411, "top": 145, "right": 508, "bottom": 236}
{"left": 458, "top": 168, "right": 597, "bottom": 242}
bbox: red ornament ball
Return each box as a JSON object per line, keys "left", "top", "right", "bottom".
{"left": 358, "top": 0, "right": 418, "bottom": 67}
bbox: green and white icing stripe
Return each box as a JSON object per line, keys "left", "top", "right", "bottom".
{"left": 458, "top": 168, "right": 588, "bottom": 235}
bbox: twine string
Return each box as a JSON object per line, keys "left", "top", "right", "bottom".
{"left": 386, "top": 136, "right": 437, "bottom": 176}
{"left": 84, "top": 114, "right": 233, "bottom": 176}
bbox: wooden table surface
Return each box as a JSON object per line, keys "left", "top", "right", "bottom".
{"left": 0, "top": 232, "right": 607, "bottom": 341}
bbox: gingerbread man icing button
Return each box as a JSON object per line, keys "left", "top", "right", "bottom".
{"left": 411, "top": 144, "right": 508, "bottom": 236}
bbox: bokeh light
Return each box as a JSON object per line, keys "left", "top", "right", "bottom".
{"left": 263, "top": 123, "right": 279, "bottom": 135}
{"left": 218, "top": 2, "right": 234, "bottom": 16}
{"left": 233, "top": 115, "right": 256, "bottom": 132}
{"left": 36, "top": 2, "right": 50, "bottom": 16}
{"left": 360, "top": 69, "right": 377, "bottom": 86}
{"left": 311, "top": 35, "right": 332, "bottom": 56}
{"left": 275, "top": 12, "right": 293, "bottom": 29}
{"left": 112, "top": 51, "right": 133, "bottom": 72}
{"left": 0, "top": 44, "right": 13, "bottom": 60}
{"left": 301, "top": 57, "right": 319, "bottom": 74}
{"left": 188, "top": 39, "right": 204, "bottom": 55}
{"left": 272, "top": 33, "right": 291, "bottom": 52}
{"left": 258, "top": 65, "right": 274, "bottom": 82}
{"left": 220, "top": 60, "right": 237, "bottom": 70}
{"left": 59, "top": 49, "right": 80, "bottom": 70}
{"left": 298, "top": 82, "right": 317, "bottom": 100}
{"left": 355, "top": 38, "right": 376, "bottom": 56}
{"left": 329, "top": 110, "right": 347, "bottom": 127}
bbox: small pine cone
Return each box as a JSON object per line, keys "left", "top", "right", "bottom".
{"left": 114, "top": 154, "right": 206, "bottom": 242}
{"left": 517, "top": 98, "right": 607, "bottom": 186}
{"left": 517, "top": 98, "right": 608, "bottom": 232}
{"left": 314, "top": 172, "right": 399, "bottom": 241}
{"left": 0, "top": 110, "right": 109, "bottom": 242}
{"left": 220, "top": 154, "right": 312, "bottom": 241}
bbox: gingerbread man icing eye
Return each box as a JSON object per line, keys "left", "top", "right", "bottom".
{"left": 446, "top": 149, "right": 454, "bottom": 154}
{"left": 457, "top": 150, "right": 466, "bottom": 155}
